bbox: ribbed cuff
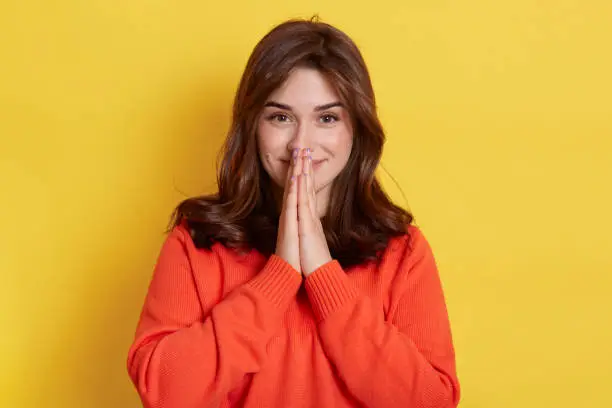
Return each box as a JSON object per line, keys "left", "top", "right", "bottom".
{"left": 304, "top": 260, "right": 359, "bottom": 322}
{"left": 246, "top": 254, "right": 302, "bottom": 310}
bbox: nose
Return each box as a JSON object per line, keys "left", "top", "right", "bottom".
{"left": 287, "top": 121, "right": 312, "bottom": 154}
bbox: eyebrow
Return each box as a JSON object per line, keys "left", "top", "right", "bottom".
{"left": 263, "top": 101, "right": 344, "bottom": 112}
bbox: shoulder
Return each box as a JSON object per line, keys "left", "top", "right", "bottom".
{"left": 159, "top": 222, "right": 196, "bottom": 257}
{"left": 163, "top": 221, "right": 256, "bottom": 266}
{"left": 168, "top": 221, "right": 191, "bottom": 243}
{"left": 386, "top": 224, "right": 432, "bottom": 260}
{"left": 159, "top": 222, "right": 223, "bottom": 264}
{"left": 381, "top": 224, "right": 439, "bottom": 283}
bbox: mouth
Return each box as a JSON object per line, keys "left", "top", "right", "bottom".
{"left": 280, "top": 159, "right": 326, "bottom": 170}
{"left": 312, "top": 159, "right": 326, "bottom": 170}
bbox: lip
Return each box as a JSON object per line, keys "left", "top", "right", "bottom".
{"left": 281, "top": 159, "right": 326, "bottom": 170}
{"left": 312, "top": 159, "right": 326, "bottom": 170}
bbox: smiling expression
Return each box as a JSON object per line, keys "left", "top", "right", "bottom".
{"left": 257, "top": 67, "right": 354, "bottom": 215}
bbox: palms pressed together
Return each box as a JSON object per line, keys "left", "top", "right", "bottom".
{"left": 275, "top": 148, "right": 332, "bottom": 277}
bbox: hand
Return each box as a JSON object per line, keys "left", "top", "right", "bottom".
{"left": 297, "top": 148, "right": 333, "bottom": 277}
{"left": 274, "top": 147, "right": 302, "bottom": 274}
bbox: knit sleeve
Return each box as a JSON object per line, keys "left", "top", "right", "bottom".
{"left": 127, "top": 226, "right": 302, "bottom": 408}
{"left": 304, "top": 226, "right": 460, "bottom": 408}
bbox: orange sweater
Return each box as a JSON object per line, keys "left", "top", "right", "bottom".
{"left": 127, "top": 224, "right": 460, "bottom": 407}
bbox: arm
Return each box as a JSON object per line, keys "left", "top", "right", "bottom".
{"left": 127, "top": 227, "right": 302, "bottom": 408}
{"left": 304, "top": 227, "right": 460, "bottom": 408}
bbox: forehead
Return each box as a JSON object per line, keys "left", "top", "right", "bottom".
{"left": 267, "top": 67, "right": 341, "bottom": 108}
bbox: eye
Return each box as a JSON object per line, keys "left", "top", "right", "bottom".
{"left": 267, "top": 113, "right": 292, "bottom": 123}
{"left": 320, "top": 113, "right": 339, "bottom": 124}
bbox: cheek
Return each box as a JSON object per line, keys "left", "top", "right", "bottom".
{"left": 257, "top": 122, "right": 286, "bottom": 152}
{"left": 257, "top": 128, "right": 275, "bottom": 164}
{"left": 256, "top": 122, "right": 269, "bottom": 151}
{"left": 328, "top": 130, "right": 353, "bottom": 161}
{"left": 257, "top": 124, "right": 289, "bottom": 184}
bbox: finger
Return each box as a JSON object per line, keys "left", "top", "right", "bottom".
{"left": 283, "top": 157, "right": 300, "bottom": 230}
{"left": 295, "top": 148, "right": 305, "bottom": 179}
{"left": 305, "top": 149, "right": 317, "bottom": 218}
{"left": 298, "top": 160, "right": 313, "bottom": 235}
{"left": 285, "top": 170, "right": 298, "bottom": 222}
{"left": 283, "top": 149, "right": 295, "bottom": 198}
{"left": 282, "top": 148, "right": 298, "bottom": 202}
{"left": 305, "top": 148, "right": 312, "bottom": 194}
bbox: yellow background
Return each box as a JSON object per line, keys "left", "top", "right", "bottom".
{"left": 1, "top": 1, "right": 611, "bottom": 407}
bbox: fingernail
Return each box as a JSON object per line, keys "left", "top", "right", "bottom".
{"left": 293, "top": 148, "right": 299, "bottom": 157}
{"left": 291, "top": 175, "right": 296, "bottom": 182}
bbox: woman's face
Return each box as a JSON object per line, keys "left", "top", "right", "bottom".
{"left": 257, "top": 67, "right": 354, "bottom": 216}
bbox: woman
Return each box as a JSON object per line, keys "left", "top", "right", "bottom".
{"left": 127, "top": 17, "right": 460, "bottom": 408}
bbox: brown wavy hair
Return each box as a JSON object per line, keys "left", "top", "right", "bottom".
{"left": 170, "top": 17, "right": 414, "bottom": 269}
